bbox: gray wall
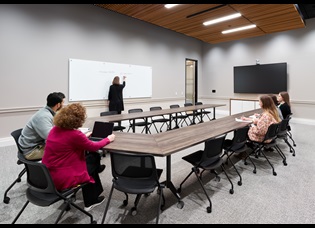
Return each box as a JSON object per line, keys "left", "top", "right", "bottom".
{"left": 200, "top": 18, "right": 315, "bottom": 121}
{"left": 1, "top": 4, "right": 315, "bottom": 143}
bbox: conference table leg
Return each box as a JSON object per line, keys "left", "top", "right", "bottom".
{"left": 212, "top": 107, "right": 216, "bottom": 120}
{"left": 161, "top": 155, "right": 184, "bottom": 207}
{"left": 173, "top": 113, "right": 180, "bottom": 129}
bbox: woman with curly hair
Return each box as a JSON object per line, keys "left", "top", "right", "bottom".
{"left": 42, "top": 103, "right": 115, "bottom": 211}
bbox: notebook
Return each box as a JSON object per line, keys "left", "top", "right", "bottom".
{"left": 90, "top": 121, "right": 114, "bottom": 142}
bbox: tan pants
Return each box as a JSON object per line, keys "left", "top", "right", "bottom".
{"left": 24, "top": 144, "right": 45, "bottom": 160}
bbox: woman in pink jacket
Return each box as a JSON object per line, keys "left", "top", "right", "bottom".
{"left": 42, "top": 103, "right": 115, "bottom": 211}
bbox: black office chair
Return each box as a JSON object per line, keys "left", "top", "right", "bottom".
{"left": 222, "top": 126, "right": 253, "bottom": 187}
{"left": 177, "top": 135, "right": 234, "bottom": 214}
{"left": 277, "top": 116, "right": 295, "bottom": 156}
{"left": 101, "top": 151, "right": 165, "bottom": 224}
{"left": 286, "top": 113, "right": 297, "bottom": 149}
{"left": 149, "top": 106, "right": 170, "bottom": 133}
{"left": 244, "top": 122, "right": 287, "bottom": 176}
{"left": 100, "top": 110, "right": 126, "bottom": 132}
{"left": 12, "top": 156, "right": 96, "bottom": 224}
{"left": 195, "top": 102, "right": 212, "bottom": 122}
{"left": 127, "top": 108, "right": 152, "bottom": 134}
{"left": 3, "top": 129, "right": 40, "bottom": 204}
{"left": 170, "top": 104, "right": 189, "bottom": 128}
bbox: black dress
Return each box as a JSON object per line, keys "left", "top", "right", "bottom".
{"left": 108, "top": 81, "right": 126, "bottom": 114}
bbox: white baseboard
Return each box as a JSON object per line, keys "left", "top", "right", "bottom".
{"left": 0, "top": 137, "right": 15, "bottom": 147}
{"left": 1, "top": 114, "right": 313, "bottom": 148}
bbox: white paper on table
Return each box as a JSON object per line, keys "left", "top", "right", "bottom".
{"left": 235, "top": 118, "right": 252, "bottom": 123}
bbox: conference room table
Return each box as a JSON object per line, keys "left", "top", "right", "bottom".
{"left": 85, "top": 103, "right": 225, "bottom": 134}
{"left": 98, "top": 108, "right": 262, "bottom": 206}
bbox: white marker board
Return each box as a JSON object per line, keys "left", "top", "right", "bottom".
{"left": 69, "top": 58, "right": 152, "bottom": 101}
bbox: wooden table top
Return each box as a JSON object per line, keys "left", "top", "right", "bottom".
{"left": 102, "top": 108, "right": 262, "bottom": 157}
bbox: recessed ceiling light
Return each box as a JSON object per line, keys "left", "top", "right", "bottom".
{"left": 203, "top": 13, "right": 241, "bottom": 26}
{"left": 222, "top": 24, "right": 256, "bottom": 34}
{"left": 165, "top": 4, "right": 179, "bottom": 9}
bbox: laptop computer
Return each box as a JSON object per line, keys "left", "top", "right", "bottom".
{"left": 90, "top": 121, "right": 114, "bottom": 142}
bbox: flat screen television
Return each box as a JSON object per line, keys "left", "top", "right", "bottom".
{"left": 234, "top": 62, "right": 287, "bottom": 94}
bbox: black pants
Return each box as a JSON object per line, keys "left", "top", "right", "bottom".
{"left": 82, "top": 152, "right": 103, "bottom": 207}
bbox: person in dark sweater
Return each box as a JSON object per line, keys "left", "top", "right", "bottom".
{"left": 108, "top": 76, "right": 126, "bottom": 114}
{"left": 277, "top": 91, "right": 291, "bottom": 119}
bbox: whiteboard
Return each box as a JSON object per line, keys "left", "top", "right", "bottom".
{"left": 69, "top": 58, "right": 152, "bottom": 101}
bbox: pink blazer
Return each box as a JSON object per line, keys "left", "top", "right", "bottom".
{"left": 42, "top": 126, "right": 111, "bottom": 191}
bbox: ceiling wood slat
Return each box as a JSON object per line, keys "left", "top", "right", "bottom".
{"left": 95, "top": 4, "right": 305, "bottom": 44}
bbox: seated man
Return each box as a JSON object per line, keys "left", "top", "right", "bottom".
{"left": 18, "top": 92, "right": 65, "bottom": 160}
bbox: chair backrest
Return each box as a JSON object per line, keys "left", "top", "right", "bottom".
{"left": 128, "top": 108, "right": 143, "bottom": 114}
{"left": 11, "top": 128, "right": 23, "bottom": 153}
{"left": 170, "top": 104, "right": 180, "bottom": 109}
{"left": 230, "top": 126, "right": 250, "bottom": 151}
{"left": 184, "top": 103, "right": 193, "bottom": 107}
{"left": 263, "top": 123, "right": 280, "bottom": 142}
{"left": 100, "top": 110, "right": 118, "bottom": 116}
{"left": 201, "top": 135, "right": 226, "bottom": 164}
{"left": 278, "top": 118, "right": 290, "bottom": 135}
{"left": 286, "top": 113, "right": 292, "bottom": 131}
{"left": 110, "top": 151, "right": 159, "bottom": 183}
{"left": 150, "top": 106, "right": 162, "bottom": 111}
{"left": 23, "top": 158, "right": 56, "bottom": 195}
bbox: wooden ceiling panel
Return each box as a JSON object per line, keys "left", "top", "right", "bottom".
{"left": 95, "top": 4, "right": 305, "bottom": 44}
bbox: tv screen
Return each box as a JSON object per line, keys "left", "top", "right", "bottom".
{"left": 234, "top": 62, "right": 287, "bottom": 94}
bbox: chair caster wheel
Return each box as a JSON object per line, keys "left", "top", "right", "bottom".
{"left": 215, "top": 176, "right": 221, "bottom": 182}
{"left": 229, "top": 189, "right": 234, "bottom": 194}
{"left": 283, "top": 161, "right": 287, "bottom": 166}
{"left": 238, "top": 181, "right": 242, "bottom": 186}
{"left": 91, "top": 220, "right": 97, "bottom": 224}
{"left": 177, "top": 201, "right": 184, "bottom": 209}
{"left": 206, "top": 206, "right": 212, "bottom": 213}
{"left": 65, "top": 204, "right": 71, "bottom": 211}
{"left": 253, "top": 170, "right": 257, "bottom": 174}
{"left": 273, "top": 172, "right": 277, "bottom": 176}
{"left": 123, "top": 199, "right": 128, "bottom": 206}
{"left": 131, "top": 207, "right": 137, "bottom": 216}
{"left": 3, "top": 196, "right": 10, "bottom": 204}
{"left": 244, "top": 161, "right": 248, "bottom": 165}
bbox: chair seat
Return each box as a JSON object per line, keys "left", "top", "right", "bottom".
{"left": 113, "top": 126, "right": 126, "bottom": 131}
{"left": 26, "top": 189, "right": 61, "bottom": 206}
{"left": 131, "top": 121, "right": 150, "bottom": 127}
{"left": 182, "top": 150, "right": 222, "bottom": 169}
{"left": 152, "top": 118, "right": 169, "bottom": 123}
{"left": 223, "top": 139, "right": 248, "bottom": 152}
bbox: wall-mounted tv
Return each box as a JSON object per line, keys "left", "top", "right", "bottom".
{"left": 234, "top": 62, "right": 287, "bottom": 94}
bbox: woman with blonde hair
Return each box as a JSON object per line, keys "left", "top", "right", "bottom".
{"left": 242, "top": 95, "right": 281, "bottom": 143}
{"left": 42, "top": 103, "right": 115, "bottom": 211}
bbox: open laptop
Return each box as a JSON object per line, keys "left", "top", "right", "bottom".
{"left": 90, "top": 121, "right": 114, "bottom": 142}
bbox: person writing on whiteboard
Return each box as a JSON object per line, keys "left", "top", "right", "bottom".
{"left": 108, "top": 75, "right": 126, "bottom": 114}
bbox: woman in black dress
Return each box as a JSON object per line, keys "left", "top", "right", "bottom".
{"left": 277, "top": 91, "right": 291, "bottom": 119}
{"left": 108, "top": 76, "right": 126, "bottom": 114}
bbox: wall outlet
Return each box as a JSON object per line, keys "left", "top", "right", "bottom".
{"left": 212, "top": 90, "right": 216, "bottom": 93}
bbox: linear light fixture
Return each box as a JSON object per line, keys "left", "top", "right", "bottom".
{"left": 165, "top": 4, "right": 179, "bottom": 9}
{"left": 222, "top": 24, "right": 256, "bottom": 34}
{"left": 203, "top": 13, "right": 241, "bottom": 26}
